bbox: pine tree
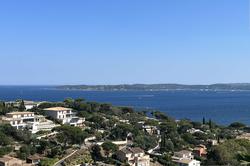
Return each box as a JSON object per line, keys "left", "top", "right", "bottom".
{"left": 209, "top": 119, "right": 212, "bottom": 129}
{"left": 19, "top": 100, "right": 26, "bottom": 111}
{"left": 203, "top": 117, "right": 206, "bottom": 124}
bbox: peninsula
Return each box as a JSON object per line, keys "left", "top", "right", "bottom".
{"left": 57, "top": 83, "right": 250, "bottom": 91}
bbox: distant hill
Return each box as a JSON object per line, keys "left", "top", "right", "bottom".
{"left": 57, "top": 83, "right": 250, "bottom": 91}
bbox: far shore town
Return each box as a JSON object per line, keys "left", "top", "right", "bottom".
{"left": 0, "top": 99, "right": 249, "bottom": 166}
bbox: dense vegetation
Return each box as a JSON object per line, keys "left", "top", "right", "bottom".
{"left": 1, "top": 98, "right": 250, "bottom": 165}
{"left": 207, "top": 139, "right": 250, "bottom": 165}
{"left": 0, "top": 101, "right": 16, "bottom": 115}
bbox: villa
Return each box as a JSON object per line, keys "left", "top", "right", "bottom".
{"left": 44, "top": 107, "right": 85, "bottom": 126}
{"left": 0, "top": 111, "right": 35, "bottom": 129}
{"left": 193, "top": 145, "right": 207, "bottom": 157}
{"left": 23, "top": 101, "right": 42, "bottom": 110}
{"left": 142, "top": 125, "right": 160, "bottom": 135}
{"left": 26, "top": 154, "right": 42, "bottom": 165}
{"left": 4, "top": 100, "right": 42, "bottom": 110}
{"left": 187, "top": 128, "right": 204, "bottom": 134}
{"left": 0, "top": 112, "right": 56, "bottom": 133}
{"left": 26, "top": 115, "right": 58, "bottom": 133}
{"left": 172, "top": 150, "right": 200, "bottom": 166}
{"left": 116, "top": 147, "right": 150, "bottom": 166}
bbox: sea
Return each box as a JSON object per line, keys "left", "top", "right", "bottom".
{"left": 1, "top": 86, "right": 250, "bottom": 126}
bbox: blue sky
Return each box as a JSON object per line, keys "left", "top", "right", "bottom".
{"left": 0, "top": 0, "right": 249, "bottom": 85}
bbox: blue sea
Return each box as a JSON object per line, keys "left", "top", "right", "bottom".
{"left": 1, "top": 86, "right": 250, "bottom": 125}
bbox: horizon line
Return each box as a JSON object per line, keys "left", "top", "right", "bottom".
{"left": 1, "top": 82, "right": 250, "bottom": 86}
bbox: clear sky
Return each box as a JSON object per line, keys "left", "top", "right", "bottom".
{"left": 0, "top": 0, "right": 249, "bottom": 85}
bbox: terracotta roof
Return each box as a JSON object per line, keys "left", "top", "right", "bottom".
{"left": 43, "top": 107, "right": 72, "bottom": 111}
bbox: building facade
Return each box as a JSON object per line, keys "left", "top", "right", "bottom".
{"left": 0, "top": 112, "right": 56, "bottom": 133}
{"left": 116, "top": 147, "right": 150, "bottom": 166}
{"left": 44, "top": 107, "right": 85, "bottom": 126}
{"left": 1, "top": 112, "right": 35, "bottom": 129}
{"left": 172, "top": 150, "right": 200, "bottom": 166}
{"left": 193, "top": 145, "right": 207, "bottom": 157}
{"left": 26, "top": 115, "right": 58, "bottom": 133}
{"left": 23, "top": 101, "right": 41, "bottom": 110}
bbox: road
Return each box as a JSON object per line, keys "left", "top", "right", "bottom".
{"left": 53, "top": 136, "right": 96, "bottom": 166}
{"left": 53, "top": 150, "right": 78, "bottom": 166}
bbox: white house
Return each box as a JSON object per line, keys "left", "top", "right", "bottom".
{"left": 1, "top": 111, "right": 35, "bottom": 129}
{"left": 26, "top": 115, "right": 58, "bottom": 133}
{"left": 187, "top": 128, "right": 204, "bottom": 134}
{"left": 173, "top": 159, "right": 200, "bottom": 166}
{"left": 142, "top": 125, "right": 160, "bottom": 135}
{"left": 172, "top": 150, "right": 200, "bottom": 166}
{"left": 116, "top": 147, "right": 150, "bottom": 166}
{"left": 0, "top": 112, "right": 56, "bottom": 133}
{"left": 4, "top": 100, "right": 42, "bottom": 110}
{"left": 44, "top": 107, "right": 85, "bottom": 126}
{"left": 23, "top": 101, "right": 42, "bottom": 110}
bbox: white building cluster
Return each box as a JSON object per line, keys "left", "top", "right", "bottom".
{"left": 116, "top": 147, "right": 150, "bottom": 166}
{"left": 43, "top": 107, "right": 85, "bottom": 126}
{"left": 172, "top": 150, "right": 200, "bottom": 166}
{"left": 0, "top": 106, "right": 85, "bottom": 133}
{"left": 0, "top": 111, "right": 57, "bottom": 133}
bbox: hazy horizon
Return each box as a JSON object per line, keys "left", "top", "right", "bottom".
{"left": 0, "top": 0, "right": 249, "bottom": 85}
{"left": 2, "top": 82, "right": 250, "bottom": 86}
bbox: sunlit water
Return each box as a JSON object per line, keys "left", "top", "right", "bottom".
{"left": 1, "top": 86, "right": 250, "bottom": 125}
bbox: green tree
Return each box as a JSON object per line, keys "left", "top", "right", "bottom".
{"left": 17, "top": 145, "right": 35, "bottom": 160}
{"left": 40, "top": 158, "right": 58, "bottom": 166}
{"left": 109, "top": 123, "right": 138, "bottom": 140}
{"left": 49, "top": 146, "right": 63, "bottom": 158}
{"left": 182, "top": 133, "right": 200, "bottom": 145}
{"left": 88, "top": 114, "right": 105, "bottom": 130}
{"left": 207, "top": 139, "right": 250, "bottom": 165}
{"left": 0, "top": 147, "right": 12, "bottom": 157}
{"left": 229, "top": 122, "right": 246, "bottom": 129}
{"left": 160, "top": 136, "right": 174, "bottom": 153}
{"left": 208, "top": 119, "right": 215, "bottom": 129}
{"left": 134, "top": 135, "right": 158, "bottom": 151}
{"left": 159, "top": 121, "right": 177, "bottom": 134}
{"left": 91, "top": 145, "right": 102, "bottom": 161}
{"left": 37, "top": 139, "right": 49, "bottom": 154}
{"left": 102, "top": 141, "right": 118, "bottom": 157}
{"left": 54, "top": 125, "right": 89, "bottom": 146}
{"left": 0, "top": 124, "right": 32, "bottom": 144}
{"left": 177, "top": 120, "right": 193, "bottom": 133}
{"left": 203, "top": 117, "right": 206, "bottom": 125}
{"left": 193, "top": 132, "right": 208, "bottom": 141}
{"left": 87, "top": 102, "right": 100, "bottom": 112}
{"left": 0, "top": 132, "right": 11, "bottom": 145}
{"left": 151, "top": 111, "right": 172, "bottom": 121}
{"left": 144, "top": 119, "right": 159, "bottom": 126}
{"left": 99, "top": 103, "right": 112, "bottom": 112}
{"left": 19, "top": 100, "right": 26, "bottom": 111}
{"left": 158, "top": 154, "right": 176, "bottom": 166}
{"left": 0, "top": 102, "right": 12, "bottom": 115}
